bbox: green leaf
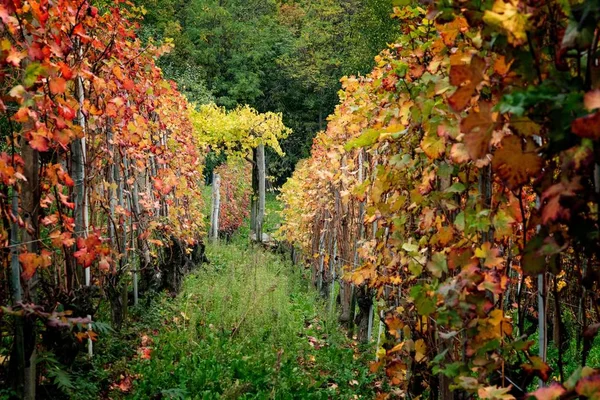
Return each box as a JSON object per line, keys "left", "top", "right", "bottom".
{"left": 427, "top": 252, "right": 447, "bottom": 278}
{"left": 24, "top": 62, "right": 44, "bottom": 88}
{"left": 444, "top": 182, "right": 466, "bottom": 193}
{"left": 410, "top": 285, "right": 436, "bottom": 316}
{"left": 344, "top": 129, "right": 381, "bottom": 151}
{"left": 402, "top": 241, "right": 419, "bottom": 253}
{"left": 47, "top": 367, "right": 74, "bottom": 391}
{"left": 454, "top": 211, "right": 465, "bottom": 231}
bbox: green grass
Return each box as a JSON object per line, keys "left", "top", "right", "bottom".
{"left": 264, "top": 191, "right": 282, "bottom": 235}
{"left": 124, "top": 242, "right": 378, "bottom": 399}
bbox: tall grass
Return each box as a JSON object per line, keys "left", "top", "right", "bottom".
{"left": 127, "top": 243, "right": 378, "bottom": 399}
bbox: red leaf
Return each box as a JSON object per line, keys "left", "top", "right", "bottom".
{"left": 29, "top": 132, "right": 50, "bottom": 152}
{"left": 57, "top": 62, "right": 74, "bottom": 80}
{"left": 572, "top": 112, "right": 600, "bottom": 139}
{"left": 58, "top": 104, "right": 76, "bottom": 120}
{"left": 27, "top": 42, "right": 46, "bottom": 60}
{"left": 74, "top": 247, "right": 96, "bottom": 268}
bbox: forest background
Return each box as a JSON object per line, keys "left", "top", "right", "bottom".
{"left": 136, "top": 0, "right": 399, "bottom": 184}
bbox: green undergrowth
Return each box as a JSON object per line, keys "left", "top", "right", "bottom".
{"left": 122, "top": 242, "right": 378, "bottom": 399}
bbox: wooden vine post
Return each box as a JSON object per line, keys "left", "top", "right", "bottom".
{"left": 211, "top": 172, "right": 221, "bottom": 242}
{"left": 255, "top": 144, "right": 266, "bottom": 243}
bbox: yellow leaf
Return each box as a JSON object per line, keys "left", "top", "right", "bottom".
{"left": 483, "top": 0, "right": 530, "bottom": 46}
{"left": 415, "top": 339, "right": 427, "bottom": 362}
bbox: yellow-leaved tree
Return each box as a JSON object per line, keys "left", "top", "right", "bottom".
{"left": 190, "top": 103, "right": 290, "bottom": 241}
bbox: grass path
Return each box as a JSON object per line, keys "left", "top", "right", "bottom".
{"left": 124, "top": 241, "right": 378, "bottom": 399}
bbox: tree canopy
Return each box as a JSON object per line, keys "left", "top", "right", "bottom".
{"left": 137, "top": 0, "right": 399, "bottom": 183}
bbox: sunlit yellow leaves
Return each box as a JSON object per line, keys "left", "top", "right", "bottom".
{"left": 190, "top": 103, "right": 290, "bottom": 157}
{"left": 478, "top": 385, "right": 516, "bottom": 400}
{"left": 350, "top": 264, "right": 377, "bottom": 285}
{"left": 492, "top": 135, "right": 542, "bottom": 190}
{"left": 475, "top": 242, "right": 504, "bottom": 268}
{"left": 483, "top": 0, "right": 530, "bottom": 46}
{"left": 420, "top": 129, "right": 446, "bottom": 160}
{"left": 477, "top": 309, "right": 513, "bottom": 342}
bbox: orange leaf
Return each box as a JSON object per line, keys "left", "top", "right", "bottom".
{"left": 461, "top": 102, "right": 496, "bottom": 160}
{"left": 29, "top": 130, "right": 50, "bottom": 152}
{"left": 448, "top": 56, "right": 486, "bottom": 112}
{"left": 19, "top": 252, "right": 45, "bottom": 280}
{"left": 49, "top": 77, "right": 67, "bottom": 94}
{"left": 492, "top": 135, "right": 542, "bottom": 190}
{"left": 474, "top": 242, "right": 504, "bottom": 268}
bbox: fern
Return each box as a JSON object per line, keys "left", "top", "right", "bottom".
{"left": 91, "top": 320, "right": 115, "bottom": 335}
{"left": 47, "top": 367, "right": 75, "bottom": 391}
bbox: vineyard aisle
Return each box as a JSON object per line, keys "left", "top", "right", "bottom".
{"left": 116, "top": 240, "right": 380, "bottom": 399}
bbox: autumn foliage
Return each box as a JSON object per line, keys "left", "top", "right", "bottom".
{"left": 0, "top": 0, "right": 208, "bottom": 394}
{"left": 214, "top": 160, "right": 251, "bottom": 237}
{"left": 280, "top": 1, "right": 600, "bottom": 398}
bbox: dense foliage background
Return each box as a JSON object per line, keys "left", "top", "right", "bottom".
{"left": 136, "top": 0, "right": 399, "bottom": 184}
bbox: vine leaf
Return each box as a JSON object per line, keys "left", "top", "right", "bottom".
{"left": 527, "top": 383, "right": 566, "bottom": 400}
{"left": 475, "top": 242, "right": 503, "bottom": 268}
{"left": 483, "top": 0, "right": 530, "bottom": 46}
{"left": 49, "top": 77, "right": 67, "bottom": 94}
{"left": 522, "top": 356, "right": 551, "bottom": 381}
{"left": 448, "top": 55, "right": 486, "bottom": 112}
{"left": 437, "top": 16, "right": 468, "bottom": 46}
{"left": 477, "top": 385, "right": 515, "bottom": 400}
{"left": 448, "top": 248, "right": 477, "bottom": 270}
{"left": 572, "top": 112, "right": 600, "bottom": 139}
{"left": 461, "top": 101, "right": 496, "bottom": 160}
{"left": 421, "top": 130, "right": 446, "bottom": 160}
{"left": 492, "top": 135, "right": 541, "bottom": 190}
{"left": 576, "top": 374, "right": 600, "bottom": 399}
{"left": 427, "top": 252, "right": 447, "bottom": 278}
{"left": 19, "top": 252, "right": 51, "bottom": 280}
{"left": 541, "top": 179, "right": 582, "bottom": 224}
